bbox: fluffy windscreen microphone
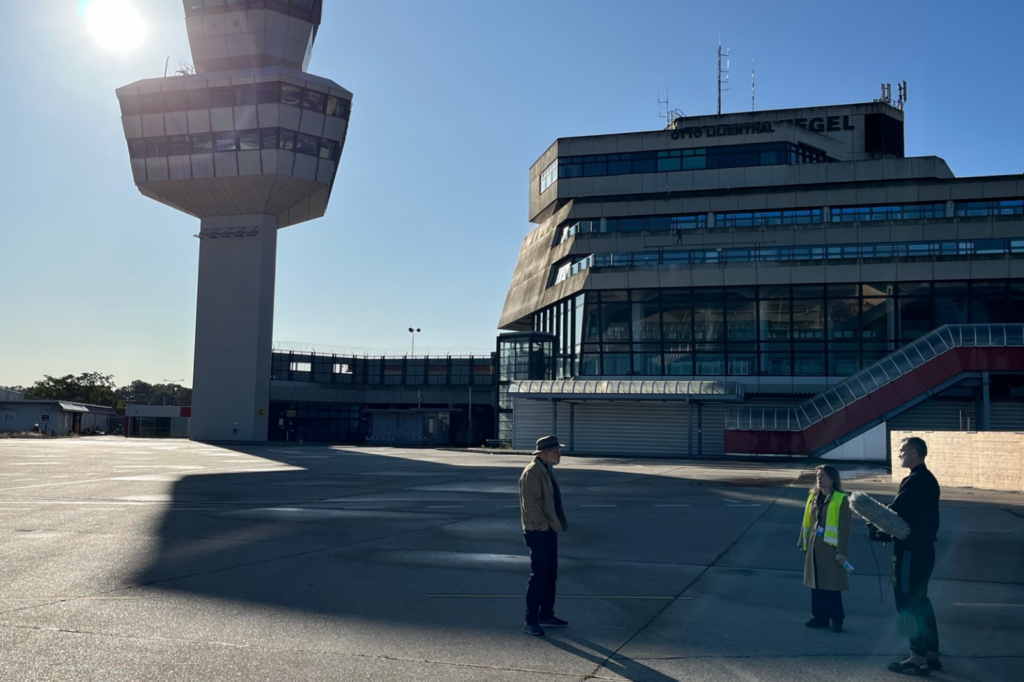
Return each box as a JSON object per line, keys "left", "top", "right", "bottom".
{"left": 849, "top": 492, "right": 910, "bottom": 540}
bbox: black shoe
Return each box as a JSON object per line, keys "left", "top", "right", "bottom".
{"left": 887, "top": 657, "right": 930, "bottom": 676}
{"left": 831, "top": 621, "right": 843, "bottom": 633}
{"left": 926, "top": 658, "right": 943, "bottom": 671}
{"left": 805, "top": 618, "right": 829, "bottom": 628}
{"left": 523, "top": 622, "right": 545, "bottom": 636}
{"left": 539, "top": 616, "right": 568, "bottom": 628}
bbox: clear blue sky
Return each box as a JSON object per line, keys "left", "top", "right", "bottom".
{"left": 1, "top": 0, "right": 1022, "bottom": 388}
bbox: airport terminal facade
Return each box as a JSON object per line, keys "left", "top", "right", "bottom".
{"left": 498, "top": 101, "right": 1024, "bottom": 458}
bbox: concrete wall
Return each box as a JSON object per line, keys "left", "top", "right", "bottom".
{"left": 890, "top": 430, "right": 1024, "bottom": 492}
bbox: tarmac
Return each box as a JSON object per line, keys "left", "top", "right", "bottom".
{"left": 0, "top": 437, "right": 1021, "bottom": 681}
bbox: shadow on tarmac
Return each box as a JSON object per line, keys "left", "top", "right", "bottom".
{"left": 132, "top": 444, "right": 1024, "bottom": 680}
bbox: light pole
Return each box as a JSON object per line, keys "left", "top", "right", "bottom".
{"left": 162, "top": 380, "right": 185, "bottom": 406}
{"left": 408, "top": 327, "right": 421, "bottom": 356}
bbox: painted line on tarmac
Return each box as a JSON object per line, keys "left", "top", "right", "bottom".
{"left": 428, "top": 594, "right": 693, "bottom": 600}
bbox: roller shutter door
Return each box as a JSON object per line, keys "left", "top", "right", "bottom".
{"left": 512, "top": 400, "right": 572, "bottom": 451}
{"left": 990, "top": 401, "right": 1024, "bottom": 431}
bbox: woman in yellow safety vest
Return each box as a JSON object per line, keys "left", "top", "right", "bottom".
{"left": 798, "top": 464, "right": 853, "bottom": 632}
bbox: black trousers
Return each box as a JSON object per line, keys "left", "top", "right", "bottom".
{"left": 524, "top": 530, "right": 558, "bottom": 623}
{"left": 893, "top": 544, "right": 940, "bottom": 656}
{"left": 811, "top": 551, "right": 845, "bottom": 623}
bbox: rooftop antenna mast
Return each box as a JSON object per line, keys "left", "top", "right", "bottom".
{"left": 751, "top": 61, "right": 755, "bottom": 111}
{"left": 897, "top": 80, "right": 908, "bottom": 110}
{"left": 717, "top": 38, "right": 730, "bottom": 115}
{"left": 659, "top": 87, "right": 670, "bottom": 127}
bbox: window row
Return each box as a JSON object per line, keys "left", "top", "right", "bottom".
{"left": 576, "top": 349, "right": 912, "bottom": 378}
{"left": 831, "top": 203, "right": 946, "bottom": 222}
{"left": 127, "top": 127, "right": 341, "bottom": 161}
{"left": 120, "top": 81, "right": 350, "bottom": 120}
{"left": 956, "top": 200, "right": 1024, "bottom": 218}
{"left": 184, "top": 0, "right": 317, "bottom": 20}
{"left": 552, "top": 255, "right": 595, "bottom": 285}
{"left": 554, "top": 199, "right": 1024, "bottom": 244}
{"left": 556, "top": 142, "right": 828, "bottom": 180}
{"left": 578, "top": 238, "right": 1022, "bottom": 271}
{"left": 558, "top": 214, "right": 706, "bottom": 244}
{"left": 271, "top": 354, "right": 495, "bottom": 386}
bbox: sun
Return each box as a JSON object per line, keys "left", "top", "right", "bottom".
{"left": 84, "top": 0, "right": 147, "bottom": 54}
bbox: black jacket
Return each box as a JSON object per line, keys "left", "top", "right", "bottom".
{"left": 882, "top": 464, "right": 941, "bottom": 550}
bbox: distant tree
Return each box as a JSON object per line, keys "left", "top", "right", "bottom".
{"left": 114, "top": 380, "right": 191, "bottom": 408}
{"left": 24, "top": 373, "right": 117, "bottom": 407}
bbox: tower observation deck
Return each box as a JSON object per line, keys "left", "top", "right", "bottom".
{"left": 115, "top": 0, "right": 352, "bottom": 442}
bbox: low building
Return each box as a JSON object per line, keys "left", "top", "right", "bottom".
{"left": 0, "top": 400, "right": 117, "bottom": 436}
{"left": 125, "top": 405, "right": 192, "bottom": 438}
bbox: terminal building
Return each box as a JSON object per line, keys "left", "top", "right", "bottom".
{"left": 499, "top": 99, "right": 1024, "bottom": 459}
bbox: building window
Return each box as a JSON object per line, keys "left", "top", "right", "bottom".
{"left": 540, "top": 159, "right": 558, "bottom": 193}
{"left": 289, "top": 361, "right": 312, "bottom": 372}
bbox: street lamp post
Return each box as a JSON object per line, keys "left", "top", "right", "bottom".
{"left": 408, "top": 327, "right": 421, "bottom": 356}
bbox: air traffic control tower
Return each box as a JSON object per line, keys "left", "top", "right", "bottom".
{"left": 115, "top": 1, "right": 351, "bottom": 441}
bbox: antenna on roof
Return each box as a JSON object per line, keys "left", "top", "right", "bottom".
{"left": 897, "top": 80, "right": 908, "bottom": 110}
{"left": 717, "top": 38, "right": 730, "bottom": 115}
{"left": 658, "top": 87, "right": 686, "bottom": 129}
{"left": 164, "top": 56, "right": 170, "bottom": 78}
{"left": 716, "top": 38, "right": 733, "bottom": 114}
{"left": 751, "top": 61, "right": 755, "bottom": 111}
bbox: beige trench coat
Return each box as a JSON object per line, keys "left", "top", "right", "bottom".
{"left": 799, "top": 489, "right": 852, "bottom": 592}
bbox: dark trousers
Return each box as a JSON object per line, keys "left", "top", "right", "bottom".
{"left": 524, "top": 530, "right": 558, "bottom": 624}
{"left": 893, "top": 544, "right": 940, "bottom": 656}
{"left": 811, "top": 588, "right": 845, "bottom": 623}
{"left": 810, "top": 554, "right": 845, "bottom": 623}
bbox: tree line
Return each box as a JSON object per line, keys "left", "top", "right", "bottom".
{"left": 1, "top": 373, "right": 191, "bottom": 414}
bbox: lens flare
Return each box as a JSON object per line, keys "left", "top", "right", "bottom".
{"left": 84, "top": 0, "right": 147, "bottom": 54}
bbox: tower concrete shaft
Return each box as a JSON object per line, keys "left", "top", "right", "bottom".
{"left": 116, "top": 0, "right": 350, "bottom": 442}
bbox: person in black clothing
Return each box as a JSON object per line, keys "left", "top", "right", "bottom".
{"left": 869, "top": 436, "right": 942, "bottom": 675}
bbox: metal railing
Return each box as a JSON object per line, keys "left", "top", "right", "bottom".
{"left": 726, "top": 324, "right": 1024, "bottom": 431}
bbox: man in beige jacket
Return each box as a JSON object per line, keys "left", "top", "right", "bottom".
{"left": 519, "top": 435, "right": 569, "bottom": 636}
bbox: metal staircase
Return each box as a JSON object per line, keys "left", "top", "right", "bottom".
{"left": 724, "top": 324, "right": 1024, "bottom": 456}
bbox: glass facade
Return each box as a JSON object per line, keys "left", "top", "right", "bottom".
{"left": 496, "top": 333, "right": 557, "bottom": 443}
{"left": 129, "top": 127, "right": 342, "bottom": 162}
{"left": 557, "top": 142, "right": 828, "bottom": 180}
{"left": 531, "top": 281, "right": 1024, "bottom": 378}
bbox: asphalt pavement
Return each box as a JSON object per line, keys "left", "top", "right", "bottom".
{"left": 0, "top": 437, "right": 1021, "bottom": 681}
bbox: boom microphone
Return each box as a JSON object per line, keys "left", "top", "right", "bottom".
{"left": 849, "top": 492, "right": 910, "bottom": 540}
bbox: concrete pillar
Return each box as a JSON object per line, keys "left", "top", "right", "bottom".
{"left": 190, "top": 215, "right": 278, "bottom": 442}
{"left": 980, "top": 371, "right": 991, "bottom": 430}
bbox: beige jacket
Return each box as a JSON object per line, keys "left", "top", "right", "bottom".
{"left": 800, "top": 489, "right": 852, "bottom": 592}
{"left": 519, "top": 458, "right": 569, "bottom": 532}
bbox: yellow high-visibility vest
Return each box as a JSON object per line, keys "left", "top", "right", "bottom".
{"left": 802, "top": 490, "right": 846, "bottom": 550}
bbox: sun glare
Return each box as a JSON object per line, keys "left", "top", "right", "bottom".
{"left": 84, "top": 0, "right": 147, "bottom": 54}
